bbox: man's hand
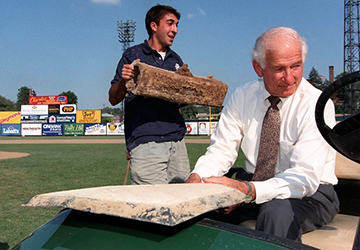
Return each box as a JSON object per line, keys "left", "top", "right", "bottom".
{"left": 109, "top": 59, "right": 140, "bottom": 106}
{"left": 202, "top": 176, "right": 246, "bottom": 193}
{"left": 121, "top": 59, "right": 140, "bottom": 81}
{"left": 202, "top": 176, "right": 256, "bottom": 214}
{"left": 185, "top": 173, "right": 202, "bottom": 183}
{"left": 121, "top": 63, "right": 136, "bottom": 82}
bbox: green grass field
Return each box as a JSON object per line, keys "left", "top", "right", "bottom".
{"left": 0, "top": 138, "right": 244, "bottom": 248}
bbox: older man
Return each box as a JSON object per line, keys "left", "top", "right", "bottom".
{"left": 186, "top": 27, "right": 339, "bottom": 242}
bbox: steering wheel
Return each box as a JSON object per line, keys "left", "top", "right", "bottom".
{"left": 315, "top": 71, "right": 360, "bottom": 164}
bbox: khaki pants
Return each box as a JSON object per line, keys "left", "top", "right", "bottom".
{"left": 129, "top": 139, "right": 190, "bottom": 185}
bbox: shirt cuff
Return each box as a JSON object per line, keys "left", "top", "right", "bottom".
{"left": 252, "top": 180, "right": 278, "bottom": 204}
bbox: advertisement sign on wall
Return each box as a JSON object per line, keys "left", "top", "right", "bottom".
{"left": 0, "top": 112, "right": 21, "bottom": 124}
{"left": 42, "top": 123, "right": 63, "bottom": 136}
{"left": 21, "top": 115, "right": 48, "bottom": 123}
{"left": 28, "top": 96, "right": 68, "bottom": 105}
{"left": 1, "top": 124, "right": 21, "bottom": 136}
{"left": 198, "top": 121, "right": 209, "bottom": 135}
{"left": 210, "top": 121, "right": 218, "bottom": 134}
{"left": 21, "top": 105, "right": 48, "bottom": 115}
{"left": 76, "top": 110, "right": 101, "bottom": 123}
{"left": 185, "top": 122, "right": 198, "bottom": 135}
{"left": 198, "top": 121, "right": 218, "bottom": 135}
{"left": 106, "top": 123, "right": 124, "bottom": 135}
{"left": 84, "top": 123, "right": 107, "bottom": 135}
{"left": 48, "top": 114, "right": 76, "bottom": 123}
{"left": 63, "top": 123, "right": 84, "bottom": 136}
{"left": 21, "top": 123, "right": 42, "bottom": 136}
{"left": 48, "top": 105, "right": 60, "bottom": 114}
{"left": 60, "top": 104, "right": 76, "bottom": 115}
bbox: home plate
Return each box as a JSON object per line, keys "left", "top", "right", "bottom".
{"left": 23, "top": 183, "right": 246, "bottom": 226}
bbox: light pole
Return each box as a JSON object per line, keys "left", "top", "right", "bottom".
{"left": 117, "top": 20, "right": 136, "bottom": 117}
{"left": 117, "top": 20, "right": 136, "bottom": 52}
{"left": 344, "top": 0, "right": 360, "bottom": 115}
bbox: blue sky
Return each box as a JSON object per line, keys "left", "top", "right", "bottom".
{"left": 1, "top": 0, "right": 344, "bottom": 110}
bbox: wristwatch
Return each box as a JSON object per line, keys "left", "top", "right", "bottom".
{"left": 243, "top": 181, "right": 254, "bottom": 203}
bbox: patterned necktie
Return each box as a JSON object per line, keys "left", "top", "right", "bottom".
{"left": 252, "top": 96, "right": 281, "bottom": 181}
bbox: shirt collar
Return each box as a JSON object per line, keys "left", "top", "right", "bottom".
{"left": 143, "top": 40, "right": 173, "bottom": 57}
{"left": 263, "top": 96, "right": 284, "bottom": 110}
{"left": 260, "top": 79, "right": 296, "bottom": 110}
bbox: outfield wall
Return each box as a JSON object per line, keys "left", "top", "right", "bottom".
{"left": 0, "top": 121, "right": 218, "bottom": 136}
{"left": 0, "top": 107, "right": 218, "bottom": 136}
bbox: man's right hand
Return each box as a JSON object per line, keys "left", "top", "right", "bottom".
{"left": 109, "top": 59, "right": 140, "bottom": 106}
{"left": 185, "top": 173, "right": 202, "bottom": 183}
{"left": 121, "top": 63, "right": 136, "bottom": 82}
{"left": 121, "top": 59, "right": 140, "bottom": 81}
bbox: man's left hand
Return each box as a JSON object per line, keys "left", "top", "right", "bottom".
{"left": 202, "top": 176, "right": 255, "bottom": 214}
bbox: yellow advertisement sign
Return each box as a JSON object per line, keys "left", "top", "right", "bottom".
{"left": 0, "top": 111, "right": 21, "bottom": 124}
{"left": 76, "top": 110, "right": 101, "bottom": 123}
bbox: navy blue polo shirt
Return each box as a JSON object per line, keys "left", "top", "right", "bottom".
{"left": 111, "top": 40, "right": 186, "bottom": 151}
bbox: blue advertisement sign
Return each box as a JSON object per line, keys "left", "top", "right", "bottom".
{"left": 48, "top": 114, "right": 76, "bottom": 123}
{"left": 42, "top": 123, "right": 63, "bottom": 136}
{"left": 1, "top": 124, "right": 21, "bottom": 136}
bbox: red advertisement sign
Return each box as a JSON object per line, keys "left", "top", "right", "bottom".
{"left": 29, "top": 96, "right": 68, "bottom": 105}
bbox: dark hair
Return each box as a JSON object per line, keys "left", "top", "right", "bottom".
{"left": 145, "top": 4, "right": 180, "bottom": 37}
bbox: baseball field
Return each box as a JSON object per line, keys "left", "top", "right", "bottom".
{"left": 0, "top": 136, "right": 245, "bottom": 249}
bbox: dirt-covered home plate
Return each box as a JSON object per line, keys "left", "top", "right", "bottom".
{"left": 23, "top": 183, "right": 246, "bottom": 226}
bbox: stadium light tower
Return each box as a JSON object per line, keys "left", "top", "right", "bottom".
{"left": 344, "top": 0, "right": 360, "bottom": 114}
{"left": 117, "top": 20, "right": 136, "bottom": 116}
{"left": 117, "top": 20, "right": 136, "bottom": 52}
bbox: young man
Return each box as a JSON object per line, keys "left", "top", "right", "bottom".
{"left": 186, "top": 27, "right": 339, "bottom": 242}
{"left": 109, "top": 5, "right": 189, "bottom": 185}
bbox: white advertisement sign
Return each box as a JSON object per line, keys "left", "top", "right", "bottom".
{"left": 185, "top": 122, "right": 198, "bottom": 135}
{"left": 106, "top": 123, "right": 124, "bottom": 135}
{"left": 198, "top": 121, "right": 209, "bottom": 135}
{"left": 84, "top": 123, "right": 107, "bottom": 135}
{"left": 21, "top": 105, "right": 48, "bottom": 115}
{"left": 210, "top": 121, "right": 218, "bottom": 134}
{"left": 21, "top": 123, "right": 42, "bottom": 136}
{"left": 198, "top": 121, "right": 218, "bottom": 135}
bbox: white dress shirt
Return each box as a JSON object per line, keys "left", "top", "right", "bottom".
{"left": 192, "top": 78, "right": 337, "bottom": 204}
